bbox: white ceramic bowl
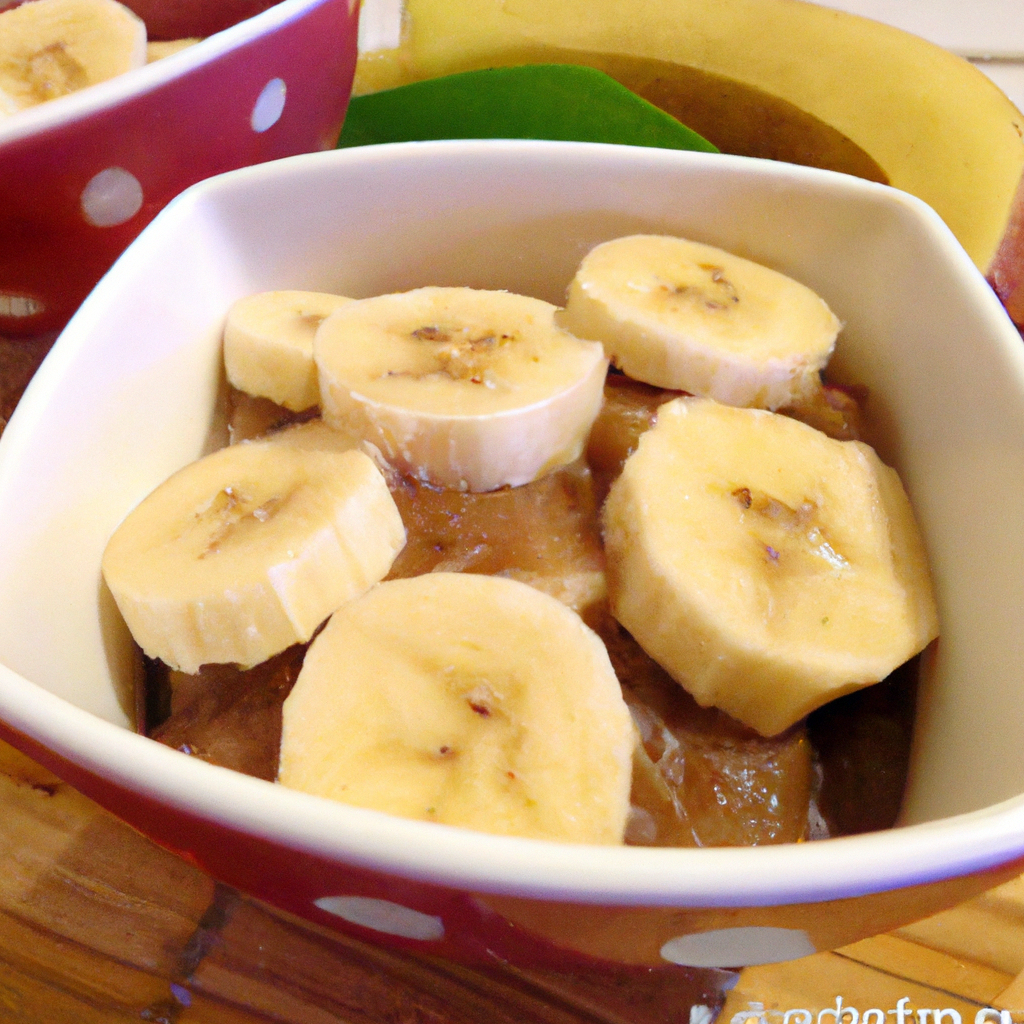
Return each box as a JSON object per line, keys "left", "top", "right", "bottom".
{"left": 2, "top": 140, "right": 1024, "bottom": 974}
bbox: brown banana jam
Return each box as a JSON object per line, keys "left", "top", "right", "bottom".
{"left": 141, "top": 372, "right": 915, "bottom": 847}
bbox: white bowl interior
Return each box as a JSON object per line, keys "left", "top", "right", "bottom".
{"left": 2, "top": 141, "right": 1024, "bottom": 901}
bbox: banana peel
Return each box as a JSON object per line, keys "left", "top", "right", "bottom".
{"left": 354, "top": 0, "right": 1024, "bottom": 326}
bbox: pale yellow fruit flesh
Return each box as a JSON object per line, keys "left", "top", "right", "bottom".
{"left": 256, "top": 417, "right": 365, "bottom": 455}
{"left": 314, "top": 287, "right": 608, "bottom": 491}
{"left": 224, "top": 291, "right": 354, "bottom": 413}
{"left": 561, "top": 234, "right": 840, "bottom": 408}
{"left": 279, "top": 573, "right": 635, "bottom": 844}
{"left": 0, "top": 0, "right": 146, "bottom": 114}
{"left": 355, "top": 0, "right": 1024, "bottom": 281}
{"left": 145, "top": 38, "right": 199, "bottom": 63}
{"left": 603, "top": 398, "right": 938, "bottom": 737}
{"left": 101, "top": 444, "right": 406, "bottom": 674}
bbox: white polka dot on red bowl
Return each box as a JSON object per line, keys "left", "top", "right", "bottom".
{"left": 251, "top": 78, "right": 287, "bottom": 132}
{"left": 314, "top": 895, "right": 445, "bottom": 940}
{"left": 80, "top": 168, "right": 144, "bottom": 228}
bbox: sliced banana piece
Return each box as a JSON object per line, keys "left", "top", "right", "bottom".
{"left": 224, "top": 291, "right": 354, "bottom": 413}
{"left": 146, "top": 38, "right": 200, "bottom": 63}
{"left": 102, "top": 442, "right": 406, "bottom": 674}
{"left": 0, "top": 0, "right": 146, "bottom": 116}
{"left": 603, "top": 398, "right": 938, "bottom": 736}
{"left": 256, "top": 417, "right": 365, "bottom": 454}
{"left": 314, "top": 286, "right": 608, "bottom": 491}
{"left": 560, "top": 234, "right": 841, "bottom": 409}
{"left": 279, "top": 573, "right": 635, "bottom": 844}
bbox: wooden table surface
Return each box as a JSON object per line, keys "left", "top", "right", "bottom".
{"left": 3, "top": 332, "right": 1024, "bottom": 1023}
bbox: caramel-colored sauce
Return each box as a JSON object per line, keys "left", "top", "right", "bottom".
{"left": 144, "top": 373, "right": 914, "bottom": 846}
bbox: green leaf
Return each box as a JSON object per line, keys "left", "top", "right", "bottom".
{"left": 338, "top": 64, "right": 717, "bottom": 153}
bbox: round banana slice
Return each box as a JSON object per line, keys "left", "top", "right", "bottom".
{"left": 224, "top": 291, "right": 354, "bottom": 412}
{"left": 314, "top": 286, "right": 608, "bottom": 491}
{"left": 279, "top": 573, "right": 635, "bottom": 844}
{"left": 256, "top": 417, "right": 365, "bottom": 454}
{"left": 146, "top": 38, "right": 200, "bottom": 63}
{"left": 102, "top": 442, "right": 406, "bottom": 674}
{"left": 603, "top": 398, "right": 939, "bottom": 736}
{"left": 0, "top": 0, "right": 146, "bottom": 116}
{"left": 560, "top": 234, "right": 841, "bottom": 409}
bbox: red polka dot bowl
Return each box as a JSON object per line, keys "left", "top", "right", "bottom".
{"left": 0, "top": 0, "right": 359, "bottom": 339}
{"left": 1, "top": 141, "right": 1024, "bottom": 992}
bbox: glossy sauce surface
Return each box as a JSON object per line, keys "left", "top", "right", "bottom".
{"left": 143, "top": 374, "right": 914, "bottom": 846}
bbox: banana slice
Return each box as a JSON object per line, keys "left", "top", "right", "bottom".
{"left": 256, "top": 417, "right": 365, "bottom": 454}
{"left": 279, "top": 573, "right": 635, "bottom": 844}
{"left": 560, "top": 234, "right": 841, "bottom": 409}
{"left": 603, "top": 397, "right": 938, "bottom": 736}
{"left": 314, "top": 286, "right": 608, "bottom": 491}
{"left": 146, "top": 39, "right": 200, "bottom": 63}
{"left": 224, "top": 291, "right": 354, "bottom": 413}
{"left": 102, "top": 442, "right": 406, "bottom": 674}
{"left": 0, "top": 0, "right": 146, "bottom": 116}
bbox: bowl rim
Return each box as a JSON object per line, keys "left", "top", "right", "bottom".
{"left": 4, "top": 648, "right": 1024, "bottom": 908}
{"left": 0, "top": 0, "right": 347, "bottom": 150}
{"left": 4, "top": 138, "right": 1024, "bottom": 908}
